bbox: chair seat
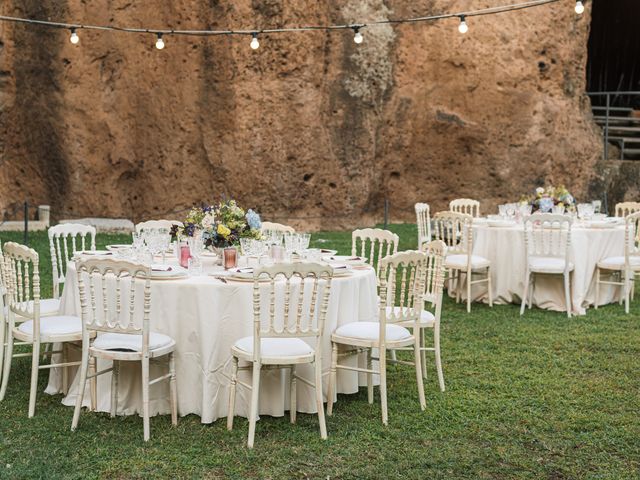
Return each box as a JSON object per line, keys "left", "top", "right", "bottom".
{"left": 333, "top": 321, "right": 412, "bottom": 343}
{"left": 232, "top": 336, "right": 314, "bottom": 362}
{"left": 445, "top": 254, "right": 490, "bottom": 270}
{"left": 597, "top": 256, "right": 640, "bottom": 271}
{"left": 385, "top": 307, "right": 435, "bottom": 327}
{"left": 17, "top": 315, "right": 82, "bottom": 338}
{"left": 529, "top": 256, "right": 574, "bottom": 274}
{"left": 93, "top": 332, "right": 175, "bottom": 353}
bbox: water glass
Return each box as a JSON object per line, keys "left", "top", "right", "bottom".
{"left": 592, "top": 200, "right": 602, "bottom": 214}
{"left": 519, "top": 204, "right": 532, "bottom": 217}
{"left": 188, "top": 255, "right": 203, "bottom": 276}
{"left": 552, "top": 205, "right": 565, "bottom": 215}
{"left": 299, "top": 233, "right": 311, "bottom": 251}
{"left": 498, "top": 205, "right": 507, "bottom": 218}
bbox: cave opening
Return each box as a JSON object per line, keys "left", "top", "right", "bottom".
{"left": 586, "top": 0, "right": 640, "bottom": 107}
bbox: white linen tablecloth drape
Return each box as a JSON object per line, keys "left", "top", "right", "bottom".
{"left": 46, "top": 262, "right": 378, "bottom": 423}
{"left": 465, "top": 224, "right": 625, "bottom": 315}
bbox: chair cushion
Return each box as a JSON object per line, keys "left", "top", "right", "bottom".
{"left": 93, "top": 332, "right": 174, "bottom": 352}
{"left": 15, "top": 298, "right": 60, "bottom": 317}
{"left": 17, "top": 315, "right": 82, "bottom": 337}
{"left": 334, "top": 321, "right": 412, "bottom": 342}
{"left": 233, "top": 337, "right": 313, "bottom": 357}
{"left": 385, "top": 306, "right": 435, "bottom": 326}
{"left": 445, "top": 254, "right": 490, "bottom": 270}
{"left": 528, "top": 256, "right": 574, "bottom": 273}
{"left": 597, "top": 256, "right": 640, "bottom": 270}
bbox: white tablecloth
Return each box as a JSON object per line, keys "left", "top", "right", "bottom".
{"left": 46, "top": 259, "right": 378, "bottom": 423}
{"left": 467, "top": 223, "right": 625, "bottom": 315}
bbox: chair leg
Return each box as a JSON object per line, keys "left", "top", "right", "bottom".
{"left": 0, "top": 326, "right": 13, "bottom": 401}
{"left": 141, "top": 356, "right": 150, "bottom": 442}
{"left": 0, "top": 315, "right": 5, "bottom": 388}
{"left": 414, "top": 334, "right": 426, "bottom": 410}
{"left": 227, "top": 356, "right": 238, "bottom": 431}
{"left": 624, "top": 271, "right": 631, "bottom": 314}
{"left": 487, "top": 267, "right": 493, "bottom": 308}
{"left": 247, "top": 362, "right": 261, "bottom": 449}
{"left": 111, "top": 360, "right": 119, "bottom": 417}
{"left": 528, "top": 275, "right": 534, "bottom": 309}
{"left": 594, "top": 268, "right": 600, "bottom": 310}
{"left": 466, "top": 270, "right": 472, "bottom": 313}
{"left": 455, "top": 271, "right": 462, "bottom": 304}
{"left": 564, "top": 272, "right": 572, "bottom": 319}
{"left": 379, "top": 346, "right": 388, "bottom": 426}
{"left": 71, "top": 346, "right": 90, "bottom": 432}
{"left": 62, "top": 343, "right": 68, "bottom": 395}
{"left": 420, "top": 329, "right": 427, "bottom": 380}
{"left": 314, "top": 356, "right": 327, "bottom": 440}
{"left": 289, "top": 365, "right": 297, "bottom": 424}
{"left": 366, "top": 348, "right": 374, "bottom": 404}
{"left": 390, "top": 349, "right": 397, "bottom": 362}
{"left": 169, "top": 352, "right": 178, "bottom": 426}
{"left": 28, "top": 340, "right": 40, "bottom": 418}
{"left": 520, "top": 272, "right": 530, "bottom": 316}
{"left": 89, "top": 357, "right": 97, "bottom": 412}
{"left": 434, "top": 325, "right": 445, "bottom": 392}
{"left": 327, "top": 343, "right": 338, "bottom": 416}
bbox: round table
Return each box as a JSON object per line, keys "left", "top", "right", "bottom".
{"left": 468, "top": 220, "right": 626, "bottom": 315}
{"left": 46, "top": 257, "right": 378, "bottom": 423}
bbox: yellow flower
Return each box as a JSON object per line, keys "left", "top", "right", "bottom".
{"left": 217, "top": 224, "right": 231, "bottom": 238}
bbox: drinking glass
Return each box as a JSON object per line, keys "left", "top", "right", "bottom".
{"left": 577, "top": 203, "right": 594, "bottom": 220}
{"left": 299, "top": 233, "right": 311, "bottom": 251}
{"left": 188, "top": 255, "right": 203, "bottom": 276}
{"left": 519, "top": 204, "right": 532, "bottom": 217}
{"left": 552, "top": 205, "right": 565, "bottom": 215}
{"left": 592, "top": 200, "right": 602, "bottom": 215}
{"left": 498, "top": 205, "right": 507, "bottom": 218}
{"left": 157, "top": 228, "right": 171, "bottom": 264}
{"left": 505, "top": 203, "right": 517, "bottom": 218}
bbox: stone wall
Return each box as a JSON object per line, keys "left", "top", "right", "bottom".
{"left": 0, "top": 1, "right": 613, "bottom": 229}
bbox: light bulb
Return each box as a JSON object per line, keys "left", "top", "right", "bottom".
{"left": 70, "top": 28, "right": 79, "bottom": 44}
{"left": 575, "top": 1, "right": 585, "bottom": 14}
{"left": 458, "top": 16, "right": 468, "bottom": 34}
{"left": 250, "top": 33, "right": 260, "bottom": 50}
{"left": 155, "top": 33, "right": 165, "bottom": 50}
{"left": 354, "top": 29, "right": 363, "bottom": 44}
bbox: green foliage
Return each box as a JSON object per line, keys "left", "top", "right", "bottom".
{"left": 0, "top": 227, "right": 638, "bottom": 479}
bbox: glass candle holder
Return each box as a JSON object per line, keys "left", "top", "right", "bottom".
{"left": 224, "top": 247, "right": 238, "bottom": 269}
{"left": 179, "top": 242, "right": 191, "bottom": 269}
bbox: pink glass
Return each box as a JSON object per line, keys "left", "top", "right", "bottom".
{"left": 179, "top": 244, "right": 191, "bottom": 268}
{"left": 224, "top": 247, "right": 238, "bottom": 269}
{"left": 270, "top": 245, "right": 285, "bottom": 263}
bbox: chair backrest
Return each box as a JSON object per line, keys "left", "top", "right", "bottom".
{"left": 251, "top": 262, "right": 333, "bottom": 359}
{"left": 624, "top": 211, "right": 640, "bottom": 266}
{"left": 415, "top": 203, "right": 432, "bottom": 249}
{"left": 49, "top": 223, "right": 96, "bottom": 299}
{"left": 432, "top": 211, "right": 473, "bottom": 256}
{"left": 523, "top": 214, "right": 572, "bottom": 265}
{"left": 0, "top": 240, "right": 8, "bottom": 298}
{"left": 76, "top": 258, "right": 152, "bottom": 351}
{"left": 615, "top": 202, "right": 640, "bottom": 218}
{"left": 420, "top": 240, "right": 447, "bottom": 318}
{"left": 135, "top": 219, "right": 183, "bottom": 233}
{"left": 2, "top": 242, "right": 40, "bottom": 323}
{"left": 351, "top": 228, "right": 399, "bottom": 281}
{"left": 378, "top": 251, "right": 428, "bottom": 334}
{"left": 260, "top": 221, "right": 295, "bottom": 234}
{"left": 450, "top": 198, "right": 480, "bottom": 217}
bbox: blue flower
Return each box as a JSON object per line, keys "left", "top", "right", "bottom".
{"left": 538, "top": 197, "right": 554, "bottom": 213}
{"left": 246, "top": 209, "right": 262, "bottom": 230}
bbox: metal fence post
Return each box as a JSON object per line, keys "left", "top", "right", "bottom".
{"left": 383, "top": 198, "right": 389, "bottom": 230}
{"left": 23, "top": 201, "right": 29, "bottom": 245}
{"left": 604, "top": 93, "right": 610, "bottom": 160}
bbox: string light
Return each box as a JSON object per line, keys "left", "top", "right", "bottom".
{"left": 250, "top": 32, "right": 259, "bottom": 50}
{"left": 155, "top": 33, "right": 165, "bottom": 49}
{"left": 458, "top": 15, "right": 469, "bottom": 34}
{"left": 574, "top": 1, "right": 584, "bottom": 14}
{"left": 69, "top": 27, "right": 79, "bottom": 44}
{"left": 353, "top": 27, "right": 363, "bottom": 44}
{"left": 0, "top": 0, "right": 563, "bottom": 48}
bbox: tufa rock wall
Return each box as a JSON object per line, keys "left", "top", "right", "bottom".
{"left": 0, "top": 1, "right": 614, "bottom": 229}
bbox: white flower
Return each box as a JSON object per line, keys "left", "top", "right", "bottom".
{"left": 201, "top": 212, "right": 215, "bottom": 229}
{"left": 535, "top": 187, "right": 545, "bottom": 195}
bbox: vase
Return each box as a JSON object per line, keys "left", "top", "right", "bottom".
{"left": 224, "top": 247, "right": 238, "bottom": 270}
{"left": 210, "top": 247, "right": 224, "bottom": 266}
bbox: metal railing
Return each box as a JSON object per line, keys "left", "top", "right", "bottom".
{"left": 587, "top": 91, "right": 640, "bottom": 160}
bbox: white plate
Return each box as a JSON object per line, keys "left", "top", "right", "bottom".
{"left": 488, "top": 220, "right": 516, "bottom": 228}
{"left": 106, "top": 244, "right": 131, "bottom": 251}
{"left": 77, "top": 250, "right": 113, "bottom": 256}
{"left": 324, "top": 255, "right": 367, "bottom": 266}
{"left": 150, "top": 266, "right": 188, "bottom": 280}
{"left": 306, "top": 248, "right": 338, "bottom": 257}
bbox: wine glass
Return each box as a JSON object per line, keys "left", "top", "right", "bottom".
{"left": 592, "top": 200, "right": 602, "bottom": 215}
{"left": 157, "top": 228, "right": 171, "bottom": 264}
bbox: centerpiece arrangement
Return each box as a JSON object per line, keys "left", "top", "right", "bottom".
{"left": 171, "top": 200, "right": 262, "bottom": 251}
{"left": 521, "top": 185, "right": 576, "bottom": 213}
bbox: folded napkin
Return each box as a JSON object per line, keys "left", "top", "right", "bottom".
{"left": 151, "top": 265, "right": 173, "bottom": 272}
{"left": 232, "top": 267, "right": 254, "bottom": 273}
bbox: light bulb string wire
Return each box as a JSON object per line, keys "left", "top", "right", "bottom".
{"left": 0, "top": 0, "right": 562, "bottom": 38}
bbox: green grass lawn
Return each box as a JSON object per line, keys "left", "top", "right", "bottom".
{"left": 0, "top": 226, "right": 639, "bottom": 479}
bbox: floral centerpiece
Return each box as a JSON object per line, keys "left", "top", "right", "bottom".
{"left": 520, "top": 185, "right": 576, "bottom": 213}
{"left": 171, "top": 200, "right": 262, "bottom": 248}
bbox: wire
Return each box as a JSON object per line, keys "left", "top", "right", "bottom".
{"left": 0, "top": 0, "right": 561, "bottom": 39}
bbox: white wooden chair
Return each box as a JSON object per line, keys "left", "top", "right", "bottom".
{"left": 415, "top": 203, "right": 432, "bottom": 249}
{"left": 227, "top": 262, "right": 333, "bottom": 448}
{"left": 449, "top": 198, "right": 480, "bottom": 218}
{"left": 260, "top": 221, "right": 295, "bottom": 234}
{"left": 135, "top": 219, "right": 183, "bottom": 233}
{"left": 0, "top": 242, "right": 84, "bottom": 417}
{"left": 595, "top": 211, "right": 640, "bottom": 313}
{"left": 327, "top": 251, "right": 429, "bottom": 424}
{"left": 615, "top": 202, "right": 640, "bottom": 218}
{"left": 72, "top": 258, "right": 178, "bottom": 442}
{"left": 352, "top": 228, "right": 399, "bottom": 282}
{"left": 433, "top": 211, "right": 492, "bottom": 313}
{"left": 520, "top": 214, "right": 574, "bottom": 318}
{"left": 49, "top": 223, "right": 96, "bottom": 299}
